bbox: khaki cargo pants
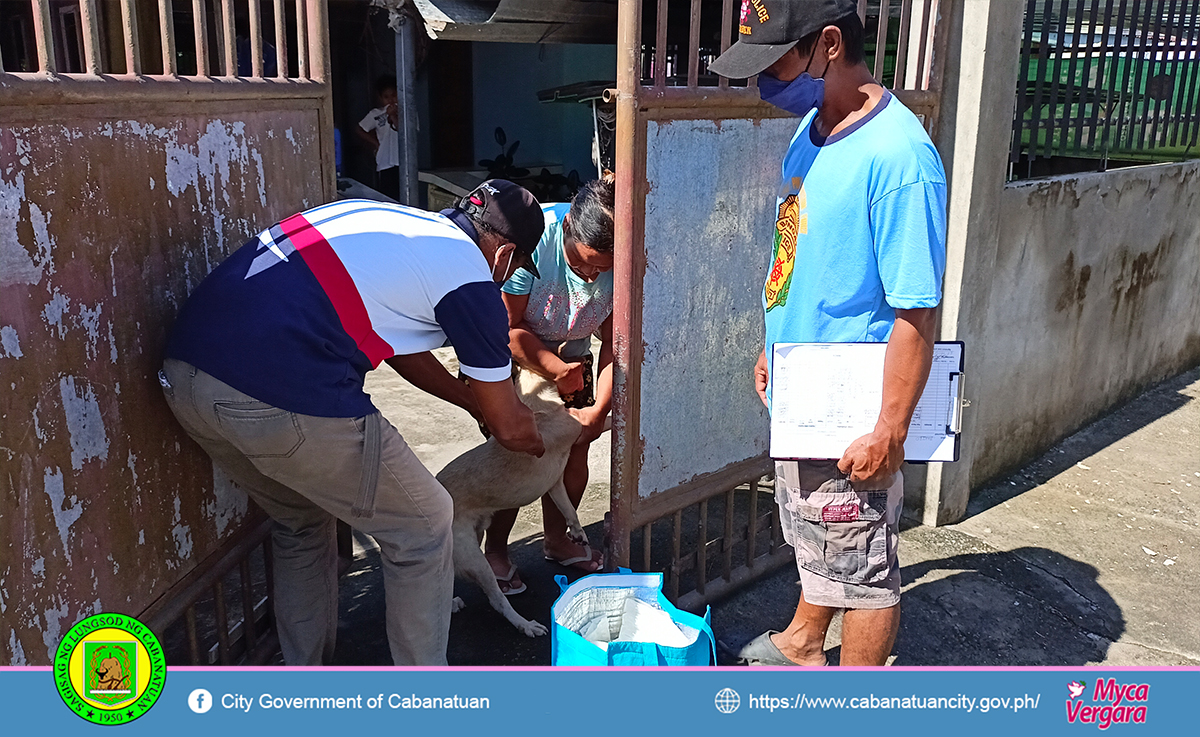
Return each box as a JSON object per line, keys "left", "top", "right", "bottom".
{"left": 160, "top": 359, "right": 453, "bottom": 665}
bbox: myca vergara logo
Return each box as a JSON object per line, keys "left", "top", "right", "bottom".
{"left": 1066, "top": 677, "right": 1149, "bottom": 729}
{"left": 54, "top": 613, "right": 166, "bottom": 725}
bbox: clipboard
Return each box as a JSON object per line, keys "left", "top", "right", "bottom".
{"left": 769, "top": 341, "right": 966, "bottom": 462}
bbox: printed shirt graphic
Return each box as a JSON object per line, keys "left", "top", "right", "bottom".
{"left": 765, "top": 189, "right": 806, "bottom": 310}
{"left": 502, "top": 203, "right": 614, "bottom": 346}
{"left": 764, "top": 91, "right": 947, "bottom": 407}
{"left": 167, "top": 200, "right": 511, "bottom": 418}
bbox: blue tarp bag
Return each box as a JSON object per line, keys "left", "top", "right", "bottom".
{"left": 551, "top": 569, "right": 716, "bottom": 666}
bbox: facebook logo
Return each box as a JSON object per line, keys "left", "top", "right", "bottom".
{"left": 188, "top": 688, "right": 213, "bottom": 714}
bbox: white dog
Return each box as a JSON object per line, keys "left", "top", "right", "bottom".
{"left": 437, "top": 369, "right": 589, "bottom": 637}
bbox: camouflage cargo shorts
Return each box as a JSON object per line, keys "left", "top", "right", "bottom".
{"left": 775, "top": 460, "right": 904, "bottom": 610}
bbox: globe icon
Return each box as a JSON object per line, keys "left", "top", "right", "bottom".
{"left": 714, "top": 687, "right": 740, "bottom": 714}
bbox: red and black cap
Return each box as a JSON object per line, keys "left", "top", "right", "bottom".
{"left": 458, "top": 179, "right": 543, "bottom": 278}
{"left": 708, "top": 0, "right": 858, "bottom": 79}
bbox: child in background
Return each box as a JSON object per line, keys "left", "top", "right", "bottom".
{"left": 356, "top": 75, "right": 400, "bottom": 201}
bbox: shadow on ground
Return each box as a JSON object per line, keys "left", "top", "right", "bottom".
{"left": 893, "top": 545, "right": 1124, "bottom": 665}
{"left": 330, "top": 367, "right": 1197, "bottom": 667}
{"left": 711, "top": 531, "right": 1124, "bottom": 667}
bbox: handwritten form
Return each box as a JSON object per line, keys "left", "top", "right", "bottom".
{"left": 769, "top": 342, "right": 963, "bottom": 462}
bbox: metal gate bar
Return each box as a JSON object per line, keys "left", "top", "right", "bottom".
{"left": 141, "top": 518, "right": 277, "bottom": 665}
{"left": 632, "top": 476, "right": 792, "bottom": 612}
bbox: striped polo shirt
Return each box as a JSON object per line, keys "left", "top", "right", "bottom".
{"left": 166, "top": 200, "right": 511, "bottom": 418}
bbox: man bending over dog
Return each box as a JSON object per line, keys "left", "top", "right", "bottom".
{"left": 159, "top": 180, "right": 547, "bottom": 666}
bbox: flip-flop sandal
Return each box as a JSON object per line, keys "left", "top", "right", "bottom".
{"left": 494, "top": 563, "right": 526, "bottom": 596}
{"left": 544, "top": 544, "right": 603, "bottom": 573}
{"left": 737, "top": 631, "right": 828, "bottom": 667}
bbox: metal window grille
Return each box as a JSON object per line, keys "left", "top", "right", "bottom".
{"left": 0, "top": 0, "right": 319, "bottom": 81}
{"left": 1010, "top": 0, "right": 1200, "bottom": 179}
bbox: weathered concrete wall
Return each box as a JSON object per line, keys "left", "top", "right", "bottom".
{"left": 970, "top": 161, "right": 1200, "bottom": 486}
{"left": 0, "top": 111, "right": 324, "bottom": 664}
{"left": 637, "top": 117, "right": 796, "bottom": 499}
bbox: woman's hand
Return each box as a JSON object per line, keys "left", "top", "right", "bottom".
{"left": 568, "top": 406, "right": 609, "bottom": 446}
{"left": 554, "top": 361, "right": 586, "bottom": 398}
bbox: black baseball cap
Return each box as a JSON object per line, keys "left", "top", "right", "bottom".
{"left": 708, "top": 0, "right": 858, "bottom": 79}
{"left": 458, "top": 179, "right": 543, "bottom": 278}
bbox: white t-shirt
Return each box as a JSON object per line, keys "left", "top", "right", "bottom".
{"left": 359, "top": 106, "right": 400, "bottom": 171}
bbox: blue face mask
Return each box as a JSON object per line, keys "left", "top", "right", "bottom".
{"left": 758, "top": 46, "right": 827, "bottom": 117}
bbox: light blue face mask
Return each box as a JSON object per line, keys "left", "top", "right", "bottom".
{"left": 758, "top": 45, "right": 827, "bottom": 117}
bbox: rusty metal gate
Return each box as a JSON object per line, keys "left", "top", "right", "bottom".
{"left": 1, "top": 0, "right": 333, "bottom": 665}
{"left": 609, "top": 0, "right": 951, "bottom": 611}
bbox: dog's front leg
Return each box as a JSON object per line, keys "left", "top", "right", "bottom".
{"left": 546, "top": 479, "right": 588, "bottom": 545}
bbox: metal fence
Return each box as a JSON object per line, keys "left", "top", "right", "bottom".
{"left": 635, "top": 0, "right": 943, "bottom": 94}
{"left": 1011, "top": 0, "right": 1200, "bottom": 178}
{"left": 141, "top": 519, "right": 277, "bottom": 665}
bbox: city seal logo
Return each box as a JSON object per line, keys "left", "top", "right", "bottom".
{"left": 54, "top": 613, "right": 166, "bottom": 725}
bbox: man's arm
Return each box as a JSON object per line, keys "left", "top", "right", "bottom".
{"left": 385, "top": 352, "right": 543, "bottom": 456}
{"left": 754, "top": 347, "right": 770, "bottom": 407}
{"left": 838, "top": 307, "right": 937, "bottom": 485}
{"left": 469, "top": 379, "right": 544, "bottom": 457}
{"left": 501, "top": 291, "right": 586, "bottom": 397}
{"left": 385, "top": 352, "right": 478, "bottom": 419}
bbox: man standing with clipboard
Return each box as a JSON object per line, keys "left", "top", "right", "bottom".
{"left": 709, "top": 0, "right": 947, "bottom": 666}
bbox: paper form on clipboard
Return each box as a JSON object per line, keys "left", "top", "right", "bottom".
{"left": 769, "top": 341, "right": 965, "bottom": 462}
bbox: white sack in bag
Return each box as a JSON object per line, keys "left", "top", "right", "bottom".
{"left": 615, "top": 596, "right": 692, "bottom": 647}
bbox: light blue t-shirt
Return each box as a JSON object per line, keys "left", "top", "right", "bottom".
{"left": 765, "top": 92, "right": 947, "bottom": 402}
{"left": 502, "top": 203, "right": 614, "bottom": 353}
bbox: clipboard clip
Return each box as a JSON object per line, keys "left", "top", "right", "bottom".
{"left": 947, "top": 372, "right": 967, "bottom": 435}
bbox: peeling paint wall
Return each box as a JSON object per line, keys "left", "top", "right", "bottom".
{"left": 0, "top": 110, "right": 325, "bottom": 664}
{"left": 637, "top": 117, "right": 797, "bottom": 499}
{"left": 970, "top": 161, "right": 1200, "bottom": 486}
